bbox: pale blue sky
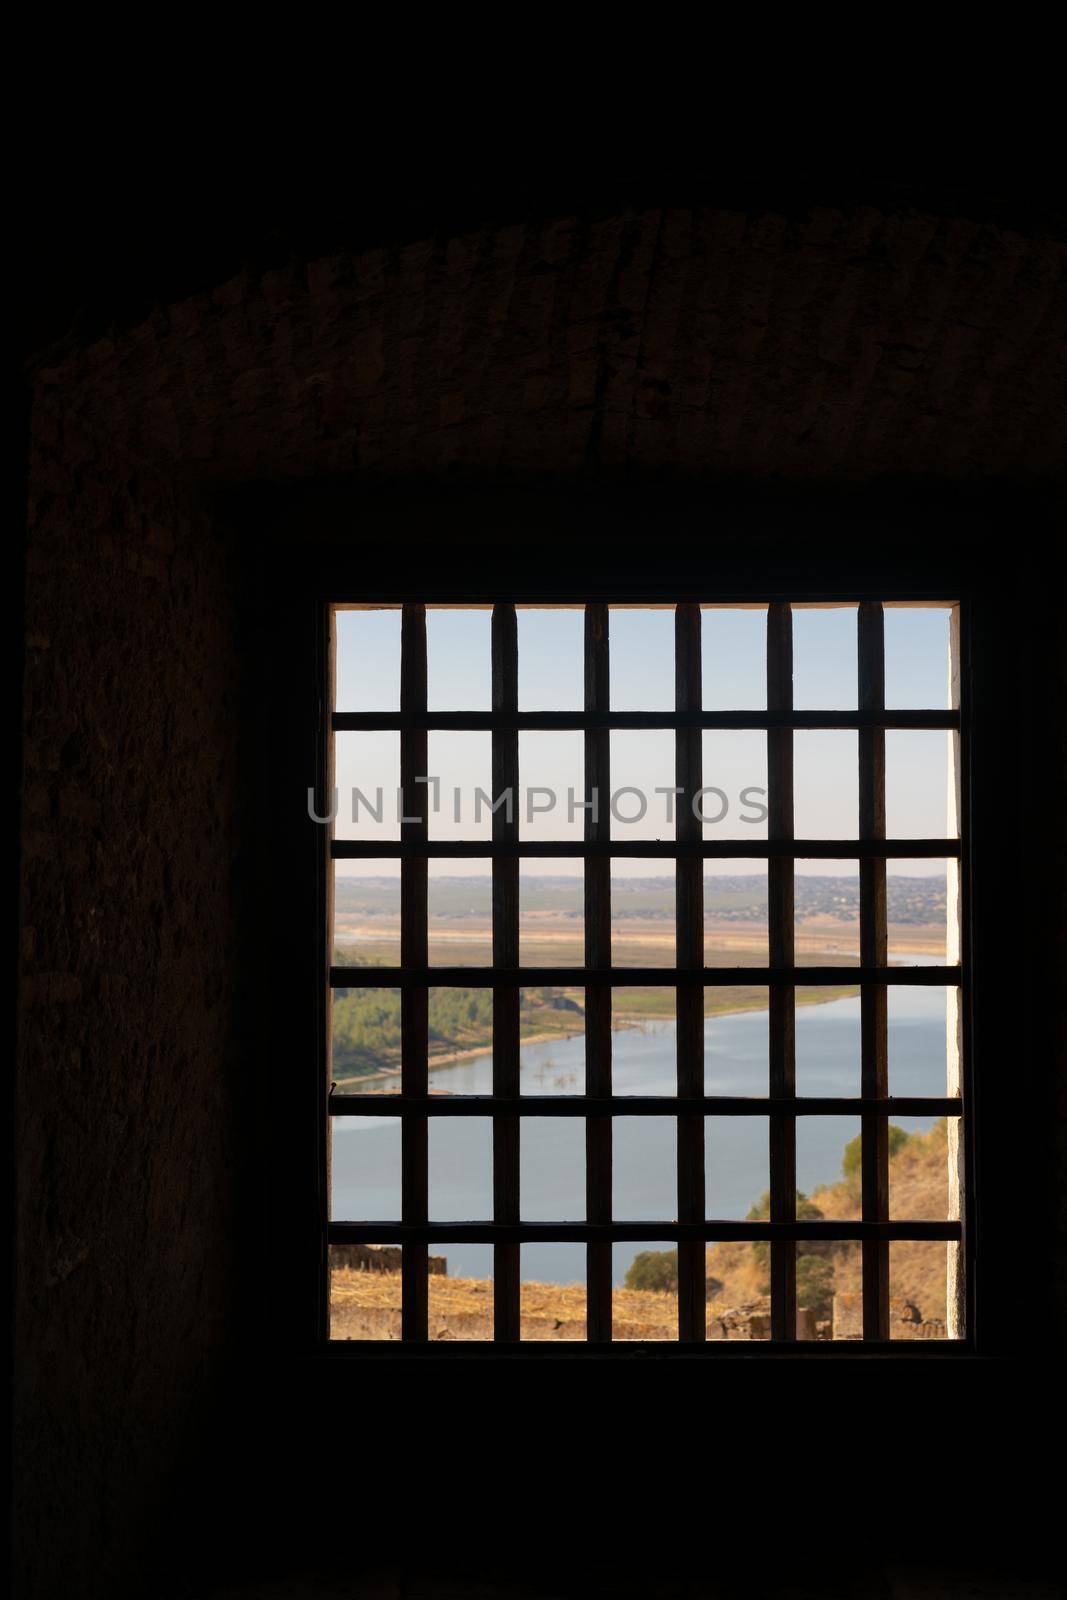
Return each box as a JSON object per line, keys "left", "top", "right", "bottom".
{"left": 333, "top": 606, "right": 954, "bottom": 878}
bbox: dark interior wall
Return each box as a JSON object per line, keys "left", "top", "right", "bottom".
{"left": 16, "top": 437, "right": 243, "bottom": 1594}
{"left": 15, "top": 201, "right": 1066, "bottom": 1597}
{"left": 26, "top": 206, "right": 1065, "bottom": 482}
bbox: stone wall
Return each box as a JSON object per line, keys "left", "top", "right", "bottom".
{"left": 30, "top": 208, "right": 1065, "bottom": 488}
{"left": 331, "top": 1243, "right": 446, "bottom": 1275}
{"left": 16, "top": 448, "right": 243, "bottom": 1594}
{"left": 17, "top": 197, "right": 1067, "bottom": 1597}
{"left": 331, "top": 1278, "right": 816, "bottom": 1344}
{"left": 709, "top": 1300, "right": 816, "bottom": 1341}
{"left": 832, "top": 1293, "right": 948, "bottom": 1341}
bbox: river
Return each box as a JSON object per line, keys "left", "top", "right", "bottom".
{"left": 331, "top": 982, "right": 951, "bottom": 1285}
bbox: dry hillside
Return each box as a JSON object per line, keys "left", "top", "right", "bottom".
{"left": 331, "top": 1122, "right": 954, "bottom": 1340}
{"left": 708, "top": 1119, "right": 952, "bottom": 1323}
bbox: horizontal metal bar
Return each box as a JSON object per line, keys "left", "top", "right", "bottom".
{"left": 328, "top": 1220, "right": 961, "bottom": 1243}
{"left": 331, "top": 838, "right": 961, "bottom": 860}
{"left": 319, "top": 1338, "right": 970, "bottom": 1359}
{"left": 330, "top": 593, "right": 961, "bottom": 609}
{"left": 334, "top": 710, "right": 959, "bottom": 731}
{"left": 329, "top": 1095, "right": 962, "bottom": 1118}
{"left": 330, "top": 965, "right": 956, "bottom": 988}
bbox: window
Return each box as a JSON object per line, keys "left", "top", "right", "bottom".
{"left": 323, "top": 600, "right": 968, "bottom": 1350}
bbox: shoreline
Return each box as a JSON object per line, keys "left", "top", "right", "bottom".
{"left": 333, "top": 982, "right": 871, "bottom": 1090}
{"left": 334, "top": 1026, "right": 581, "bottom": 1089}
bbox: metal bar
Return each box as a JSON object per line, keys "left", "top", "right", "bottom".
{"left": 676, "top": 603, "right": 705, "bottom": 1341}
{"left": 767, "top": 601, "right": 797, "bottom": 1341}
{"left": 334, "top": 709, "right": 960, "bottom": 732}
{"left": 329, "top": 1095, "right": 963, "bottom": 1118}
{"left": 584, "top": 603, "right": 613, "bottom": 1342}
{"left": 331, "top": 590, "right": 961, "bottom": 608}
{"left": 859, "top": 601, "right": 890, "bottom": 1342}
{"left": 319, "top": 605, "right": 336, "bottom": 1343}
{"left": 329, "top": 1221, "right": 961, "bottom": 1244}
{"left": 332, "top": 838, "right": 961, "bottom": 859}
{"left": 330, "top": 965, "right": 957, "bottom": 988}
{"left": 400, "top": 604, "right": 429, "bottom": 1341}
{"left": 492, "top": 603, "right": 521, "bottom": 1341}
{"left": 320, "top": 1339, "right": 969, "bottom": 1361}
{"left": 327, "top": 590, "right": 969, "bottom": 1357}
{"left": 955, "top": 600, "right": 975, "bottom": 1342}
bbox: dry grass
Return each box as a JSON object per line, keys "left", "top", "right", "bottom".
{"left": 707, "top": 1122, "right": 953, "bottom": 1324}
{"left": 330, "top": 1111, "right": 955, "bottom": 1340}
{"left": 343, "top": 917, "right": 944, "bottom": 968}
{"left": 330, "top": 1267, "right": 681, "bottom": 1342}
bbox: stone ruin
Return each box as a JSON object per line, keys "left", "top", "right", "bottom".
{"left": 331, "top": 1254, "right": 948, "bottom": 1342}
{"left": 831, "top": 1292, "right": 947, "bottom": 1341}
{"left": 332, "top": 1242, "right": 446, "bottom": 1275}
{"left": 709, "top": 1299, "right": 816, "bottom": 1340}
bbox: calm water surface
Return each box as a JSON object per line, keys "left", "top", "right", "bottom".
{"left": 331, "top": 984, "right": 951, "bottom": 1285}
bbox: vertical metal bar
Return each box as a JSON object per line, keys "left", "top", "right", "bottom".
{"left": 946, "top": 602, "right": 967, "bottom": 1338}
{"left": 492, "top": 604, "right": 521, "bottom": 1341}
{"left": 767, "top": 602, "right": 797, "bottom": 1341}
{"left": 584, "top": 604, "right": 613, "bottom": 1342}
{"left": 400, "top": 604, "right": 429, "bottom": 1341}
{"left": 858, "top": 601, "right": 890, "bottom": 1341}
{"left": 319, "top": 603, "right": 336, "bottom": 1342}
{"left": 676, "top": 604, "right": 705, "bottom": 1341}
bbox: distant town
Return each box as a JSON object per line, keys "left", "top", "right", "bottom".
{"left": 334, "top": 872, "right": 947, "bottom": 927}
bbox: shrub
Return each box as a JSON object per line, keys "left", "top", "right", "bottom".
{"left": 624, "top": 1249, "right": 678, "bottom": 1293}
{"left": 842, "top": 1124, "right": 912, "bottom": 1180}
{"left": 747, "top": 1190, "right": 827, "bottom": 1272}
{"left": 796, "top": 1255, "right": 836, "bottom": 1321}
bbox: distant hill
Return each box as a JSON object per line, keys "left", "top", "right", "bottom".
{"left": 334, "top": 872, "right": 947, "bottom": 925}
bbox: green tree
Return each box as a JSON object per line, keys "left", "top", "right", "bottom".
{"left": 625, "top": 1249, "right": 678, "bottom": 1293}
{"left": 841, "top": 1124, "right": 912, "bottom": 1180}
{"left": 747, "top": 1190, "right": 829, "bottom": 1273}
{"left": 795, "top": 1255, "right": 836, "bottom": 1321}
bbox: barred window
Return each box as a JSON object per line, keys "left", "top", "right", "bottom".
{"left": 322, "top": 600, "right": 968, "bottom": 1351}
